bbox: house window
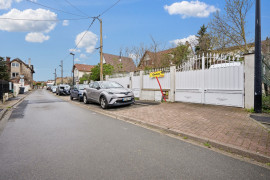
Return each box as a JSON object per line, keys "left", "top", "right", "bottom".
{"left": 12, "top": 72, "right": 19, "bottom": 78}
{"left": 11, "top": 62, "right": 19, "bottom": 67}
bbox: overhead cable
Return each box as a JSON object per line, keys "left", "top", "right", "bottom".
{"left": 25, "top": 0, "right": 90, "bottom": 18}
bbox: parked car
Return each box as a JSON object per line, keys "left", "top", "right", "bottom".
{"left": 70, "top": 84, "right": 88, "bottom": 101}
{"left": 56, "top": 84, "right": 70, "bottom": 96}
{"left": 83, "top": 81, "right": 134, "bottom": 109}
{"left": 51, "top": 86, "right": 57, "bottom": 93}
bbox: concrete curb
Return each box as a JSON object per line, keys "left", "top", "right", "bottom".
{"left": 0, "top": 92, "right": 31, "bottom": 121}
{"left": 61, "top": 96, "right": 270, "bottom": 164}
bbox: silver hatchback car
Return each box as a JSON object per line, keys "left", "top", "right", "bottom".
{"left": 83, "top": 81, "right": 135, "bottom": 109}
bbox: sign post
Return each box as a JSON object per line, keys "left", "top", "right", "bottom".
{"left": 150, "top": 71, "right": 166, "bottom": 102}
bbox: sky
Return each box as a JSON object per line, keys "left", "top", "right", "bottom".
{"left": 0, "top": 0, "right": 270, "bottom": 81}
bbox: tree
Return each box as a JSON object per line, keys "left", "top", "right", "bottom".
{"left": 79, "top": 73, "right": 91, "bottom": 84}
{"left": 195, "top": 24, "right": 211, "bottom": 54}
{"left": 90, "top": 64, "right": 114, "bottom": 81}
{"left": 161, "top": 44, "right": 190, "bottom": 67}
{"left": 208, "top": 0, "right": 253, "bottom": 52}
{"left": 0, "top": 57, "right": 9, "bottom": 81}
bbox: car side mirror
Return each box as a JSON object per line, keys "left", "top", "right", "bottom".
{"left": 96, "top": 86, "right": 100, "bottom": 90}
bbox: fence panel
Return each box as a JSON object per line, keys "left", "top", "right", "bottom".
{"left": 108, "top": 77, "right": 130, "bottom": 89}
{"left": 143, "top": 72, "right": 170, "bottom": 90}
{"left": 132, "top": 75, "right": 140, "bottom": 97}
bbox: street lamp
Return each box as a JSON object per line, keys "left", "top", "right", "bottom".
{"left": 70, "top": 52, "right": 75, "bottom": 86}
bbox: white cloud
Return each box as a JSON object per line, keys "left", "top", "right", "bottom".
{"left": 75, "top": 31, "right": 98, "bottom": 54}
{"left": 80, "top": 54, "right": 87, "bottom": 59}
{"left": 164, "top": 1, "right": 219, "bottom": 19}
{"left": 0, "top": 8, "right": 57, "bottom": 32}
{"left": 170, "top": 35, "right": 198, "bottom": 47}
{"left": 75, "top": 58, "right": 80, "bottom": 62}
{"left": 62, "top": 20, "right": 69, "bottom": 26}
{"left": 25, "top": 32, "right": 50, "bottom": 43}
{"left": 0, "top": 0, "right": 22, "bottom": 9}
{"left": 69, "top": 49, "right": 81, "bottom": 53}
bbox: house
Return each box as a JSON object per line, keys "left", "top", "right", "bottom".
{"left": 73, "top": 64, "right": 95, "bottom": 83}
{"left": 212, "top": 38, "right": 270, "bottom": 56}
{"left": 103, "top": 53, "right": 136, "bottom": 73}
{"left": 55, "top": 77, "right": 72, "bottom": 85}
{"left": 138, "top": 42, "right": 194, "bottom": 70}
{"left": 7, "top": 57, "right": 35, "bottom": 87}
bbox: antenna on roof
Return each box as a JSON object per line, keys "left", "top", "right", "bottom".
{"left": 119, "top": 50, "right": 122, "bottom": 62}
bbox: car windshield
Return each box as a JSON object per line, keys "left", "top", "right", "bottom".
{"left": 100, "top": 81, "right": 123, "bottom": 89}
{"left": 78, "top": 84, "right": 87, "bottom": 90}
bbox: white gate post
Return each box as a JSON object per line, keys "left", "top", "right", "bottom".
{"left": 244, "top": 53, "right": 255, "bottom": 109}
{"left": 139, "top": 70, "right": 144, "bottom": 99}
{"left": 170, "top": 66, "right": 176, "bottom": 102}
{"left": 129, "top": 72, "right": 133, "bottom": 89}
{"left": 105, "top": 75, "right": 109, "bottom": 81}
{"left": 202, "top": 54, "right": 205, "bottom": 104}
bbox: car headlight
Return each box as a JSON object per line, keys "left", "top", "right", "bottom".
{"left": 108, "top": 91, "right": 114, "bottom": 94}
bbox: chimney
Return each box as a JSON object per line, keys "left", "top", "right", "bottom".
{"left": 6, "top": 57, "right": 10, "bottom": 63}
{"left": 28, "top": 58, "right": 31, "bottom": 67}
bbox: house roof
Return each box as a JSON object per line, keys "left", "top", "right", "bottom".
{"left": 11, "top": 58, "right": 35, "bottom": 73}
{"left": 103, "top": 53, "right": 136, "bottom": 72}
{"left": 138, "top": 42, "right": 194, "bottom": 69}
{"left": 73, "top": 64, "right": 95, "bottom": 72}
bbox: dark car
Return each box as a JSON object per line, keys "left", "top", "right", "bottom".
{"left": 56, "top": 84, "right": 70, "bottom": 96}
{"left": 83, "top": 81, "right": 135, "bottom": 109}
{"left": 70, "top": 84, "right": 88, "bottom": 101}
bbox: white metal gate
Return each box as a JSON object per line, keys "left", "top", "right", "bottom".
{"left": 175, "top": 54, "right": 244, "bottom": 107}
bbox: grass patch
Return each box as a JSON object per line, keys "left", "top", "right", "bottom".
{"left": 204, "top": 141, "right": 211, "bottom": 148}
{"left": 134, "top": 97, "right": 139, "bottom": 101}
{"left": 266, "top": 163, "right": 270, "bottom": 167}
{"left": 7, "top": 106, "right": 12, "bottom": 109}
{"left": 183, "top": 136, "right": 188, "bottom": 139}
{"left": 246, "top": 108, "right": 255, "bottom": 113}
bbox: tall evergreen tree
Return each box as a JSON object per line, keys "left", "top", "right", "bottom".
{"left": 195, "top": 24, "right": 211, "bottom": 54}
{"left": 0, "top": 57, "right": 9, "bottom": 81}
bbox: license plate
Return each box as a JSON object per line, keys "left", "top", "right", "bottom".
{"left": 122, "top": 97, "right": 131, "bottom": 101}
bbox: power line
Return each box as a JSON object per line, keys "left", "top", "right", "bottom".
{"left": 25, "top": 0, "right": 90, "bottom": 18}
{"left": 0, "top": 17, "right": 91, "bottom": 22}
{"left": 53, "top": 0, "right": 122, "bottom": 71}
{"left": 98, "top": 0, "right": 121, "bottom": 17}
{"left": 73, "top": 18, "right": 97, "bottom": 51}
{"left": 64, "top": 0, "right": 90, "bottom": 18}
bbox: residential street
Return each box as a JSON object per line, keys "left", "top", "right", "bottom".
{"left": 0, "top": 90, "right": 269, "bottom": 180}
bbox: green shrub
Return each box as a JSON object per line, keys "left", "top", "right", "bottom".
{"left": 262, "top": 95, "right": 270, "bottom": 110}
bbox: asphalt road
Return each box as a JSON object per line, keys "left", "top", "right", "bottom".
{"left": 0, "top": 89, "right": 269, "bottom": 180}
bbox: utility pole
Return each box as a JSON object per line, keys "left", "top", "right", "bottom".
{"left": 59, "top": 60, "right": 63, "bottom": 84}
{"left": 98, "top": 18, "right": 103, "bottom": 81}
{"left": 254, "top": 0, "right": 262, "bottom": 113}
{"left": 53, "top": 68, "right": 57, "bottom": 85}
{"left": 70, "top": 53, "right": 75, "bottom": 85}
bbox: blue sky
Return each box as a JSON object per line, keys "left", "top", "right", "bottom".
{"left": 0, "top": 0, "right": 269, "bottom": 81}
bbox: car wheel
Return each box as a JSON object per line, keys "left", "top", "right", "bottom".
{"left": 83, "top": 95, "right": 89, "bottom": 104}
{"left": 70, "top": 96, "right": 73, "bottom": 100}
{"left": 100, "top": 96, "right": 108, "bottom": 109}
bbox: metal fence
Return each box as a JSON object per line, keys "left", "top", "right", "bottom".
{"left": 0, "top": 80, "right": 11, "bottom": 100}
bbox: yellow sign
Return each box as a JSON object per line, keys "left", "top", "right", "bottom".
{"left": 149, "top": 71, "right": 164, "bottom": 78}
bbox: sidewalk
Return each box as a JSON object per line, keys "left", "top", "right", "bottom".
{"left": 105, "top": 102, "right": 270, "bottom": 163}
{"left": 0, "top": 92, "right": 30, "bottom": 120}
{"left": 57, "top": 93, "right": 270, "bottom": 163}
